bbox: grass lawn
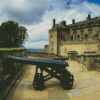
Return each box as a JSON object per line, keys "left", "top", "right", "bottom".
{"left": 0, "top": 47, "right": 24, "bottom": 50}
{"left": 27, "top": 49, "right": 44, "bottom": 53}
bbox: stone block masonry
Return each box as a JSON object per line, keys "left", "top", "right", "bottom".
{"left": 0, "top": 48, "right": 27, "bottom": 92}
{"left": 46, "top": 14, "right": 100, "bottom": 56}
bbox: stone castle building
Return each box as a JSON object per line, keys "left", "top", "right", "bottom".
{"left": 45, "top": 14, "right": 100, "bottom": 57}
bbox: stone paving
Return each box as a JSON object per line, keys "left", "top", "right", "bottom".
{"left": 11, "top": 58, "right": 100, "bottom": 100}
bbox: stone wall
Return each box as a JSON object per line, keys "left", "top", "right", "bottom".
{"left": 48, "top": 15, "right": 100, "bottom": 55}
{"left": 27, "top": 52, "right": 68, "bottom": 60}
{"left": 97, "top": 42, "right": 100, "bottom": 54}
{"left": 70, "top": 54, "right": 100, "bottom": 71}
{"left": 80, "top": 54, "right": 100, "bottom": 71}
{"left": 49, "top": 29, "right": 58, "bottom": 54}
{"left": 59, "top": 43, "right": 98, "bottom": 56}
{"left": 93, "top": 58, "right": 100, "bottom": 70}
{"left": 44, "top": 45, "right": 49, "bottom": 53}
{"left": 58, "top": 34, "right": 99, "bottom": 56}
{"left": 27, "top": 52, "right": 58, "bottom": 59}
{"left": 0, "top": 48, "right": 27, "bottom": 91}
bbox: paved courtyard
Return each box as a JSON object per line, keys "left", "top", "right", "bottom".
{"left": 11, "top": 58, "right": 100, "bottom": 100}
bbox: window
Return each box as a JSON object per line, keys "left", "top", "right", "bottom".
{"left": 88, "top": 28, "right": 92, "bottom": 34}
{"left": 62, "top": 36, "right": 65, "bottom": 40}
{"left": 64, "top": 39, "right": 66, "bottom": 41}
{"left": 71, "top": 35, "right": 73, "bottom": 40}
{"left": 52, "top": 41, "right": 54, "bottom": 44}
{"left": 51, "top": 35, "right": 52, "bottom": 37}
{"left": 52, "top": 48, "right": 54, "bottom": 50}
{"left": 85, "top": 34, "right": 88, "bottom": 38}
{"left": 84, "top": 57, "right": 86, "bottom": 61}
{"left": 77, "top": 35, "right": 80, "bottom": 39}
{"left": 95, "top": 59, "right": 97, "bottom": 62}
{"left": 60, "top": 35, "right": 62, "bottom": 40}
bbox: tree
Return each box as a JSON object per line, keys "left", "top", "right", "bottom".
{"left": 0, "top": 20, "right": 28, "bottom": 48}
{"left": 18, "top": 26, "right": 28, "bottom": 47}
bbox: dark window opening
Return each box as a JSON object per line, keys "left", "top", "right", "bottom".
{"left": 71, "top": 36, "right": 73, "bottom": 40}
{"left": 77, "top": 35, "right": 80, "bottom": 39}
{"left": 52, "top": 41, "right": 54, "bottom": 44}
{"left": 60, "top": 35, "right": 62, "bottom": 40}
{"left": 96, "top": 31, "right": 98, "bottom": 36}
{"left": 84, "top": 57, "right": 86, "bottom": 61}
{"left": 85, "top": 34, "right": 88, "bottom": 38}
{"left": 88, "top": 29, "right": 92, "bottom": 34}
{"left": 51, "top": 35, "right": 52, "bottom": 37}
{"left": 52, "top": 48, "right": 54, "bottom": 50}
{"left": 63, "top": 36, "right": 65, "bottom": 39}
{"left": 95, "top": 59, "right": 97, "bottom": 62}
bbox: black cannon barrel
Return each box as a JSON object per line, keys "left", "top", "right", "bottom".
{"left": 8, "top": 55, "right": 69, "bottom": 67}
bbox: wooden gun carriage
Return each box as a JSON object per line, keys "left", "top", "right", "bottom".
{"left": 8, "top": 55, "right": 74, "bottom": 90}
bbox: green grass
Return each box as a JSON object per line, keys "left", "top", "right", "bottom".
{"left": 27, "top": 49, "right": 44, "bottom": 53}
{"left": 0, "top": 47, "right": 24, "bottom": 50}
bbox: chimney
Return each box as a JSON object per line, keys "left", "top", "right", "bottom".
{"left": 88, "top": 14, "right": 91, "bottom": 20}
{"left": 60, "top": 21, "right": 66, "bottom": 26}
{"left": 53, "top": 19, "right": 55, "bottom": 26}
{"left": 72, "top": 19, "right": 75, "bottom": 24}
{"left": 86, "top": 14, "right": 91, "bottom": 20}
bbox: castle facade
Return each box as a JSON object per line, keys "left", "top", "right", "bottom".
{"left": 45, "top": 14, "right": 100, "bottom": 56}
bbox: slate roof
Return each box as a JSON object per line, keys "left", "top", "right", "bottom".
{"left": 56, "top": 24, "right": 66, "bottom": 28}
{"left": 52, "top": 15, "right": 100, "bottom": 30}
{"left": 67, "top": 16, "right": 100, "bottom": 28}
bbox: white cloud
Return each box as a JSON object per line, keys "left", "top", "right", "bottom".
{"left": 11, "top": 0, "right": 26, "bottom": 8}
{"left": 0, "top": 0, "right": 48, "bottom": 25}
{"left": 25, "top": 20, "right": 52, "bottom": 42}
{"left": 22, "top": 1, "right": 100, "bottom": 49}
{"left": 83, "top": 1, "right": 100, "bottom": 17}
{"left": 23, "top": 41, "right": 49, "bottom": 49}
{"left": 0, "top": 0, "right": 100, "bottom": 49}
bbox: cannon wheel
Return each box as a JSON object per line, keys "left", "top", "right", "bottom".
{"left": 33, "top": 73, "right": 44, "bottom": 90}
{"left": 61, "top": 70, "right": 74, "bottom": 90}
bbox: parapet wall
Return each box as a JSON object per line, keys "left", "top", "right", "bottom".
{"left": 69, "top": 53, "right": 100, "bottom": 71}
{"left": 27, "top": 52, "right": 68, "bottom": 60}
{"left": 0, "top": 48, "right": 27, "bottom": 91}
{"left": 27, "top": 52, "right": 58, "bottom": 58}
{"left": 44, "top": 45, "right": 49, "bottom": 53}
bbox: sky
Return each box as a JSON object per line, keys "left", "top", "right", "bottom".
{"left": 0, "top": 0, "right": 100, "bottom": 49}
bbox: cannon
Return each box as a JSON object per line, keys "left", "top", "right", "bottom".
{"left": 8, "top": 55, "right": 74, "bottom": 90}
